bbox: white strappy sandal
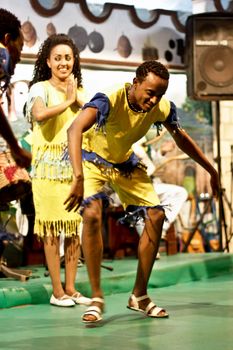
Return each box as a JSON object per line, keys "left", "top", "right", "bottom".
{"left": 127, "top": 294, "right": 169, "bottom": 318}
{"left": 82, "top": 297, "right": 104, "bottom": 323}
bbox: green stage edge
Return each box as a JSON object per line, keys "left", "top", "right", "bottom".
{"left": 1, "top": 252, "right": 233, "bottom": 308}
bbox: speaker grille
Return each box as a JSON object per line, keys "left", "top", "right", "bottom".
{"left": 199, "top": 46, "right": 233, "bottom": 87}
{"left": 186, "top": 13, "right": 233, "bottom": 100}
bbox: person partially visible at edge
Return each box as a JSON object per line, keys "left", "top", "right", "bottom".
{"left": 26, "top": 33, "right": 91, "bottom": 307}
{"left": 64, "top": 60, "right": 219, "bottom": 323}
{"left": 0, "top": 8, "right": 31, "bottom": 169}
{"left": 132, "top": 133, "right": 188, "bottom": 239}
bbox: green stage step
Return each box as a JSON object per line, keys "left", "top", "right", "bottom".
{"left": 1, "top": 252, "right": 233, "bottom": 308}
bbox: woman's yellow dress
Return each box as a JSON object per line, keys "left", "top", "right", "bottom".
{"left": 27, "top": 80, "right": 84, "bottom": 238}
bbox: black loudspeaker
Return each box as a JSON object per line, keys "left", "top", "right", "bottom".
{"left": 185, "top": 12, "right": 233, "bottom": 100}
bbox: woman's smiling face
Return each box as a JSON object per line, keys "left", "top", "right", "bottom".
{"left": 46, "top": 44, "right": 74, "bottom": 81}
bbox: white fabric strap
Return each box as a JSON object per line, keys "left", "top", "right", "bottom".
{"left": 92, "top": 297, "right": 104, "bottom": 304}
{"left": 134, "top": 294, "right": 149, "bottom": 302}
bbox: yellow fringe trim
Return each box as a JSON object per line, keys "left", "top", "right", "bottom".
{"left": 31, "top": 143, "right": 73, "bottom": 181}
{"left": 34, "top": 219, "right": 81, "bottom": 238}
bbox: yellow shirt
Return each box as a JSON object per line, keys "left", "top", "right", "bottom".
{"left": 27, "top": 80, "right": 85, "bottom": 180}
{"left": 83, "top": 83, "right": 171, "bottom": 164}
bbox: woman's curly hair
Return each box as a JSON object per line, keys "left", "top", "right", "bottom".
{"left": 29, "top": 33, "right": 82, "bottom": 88}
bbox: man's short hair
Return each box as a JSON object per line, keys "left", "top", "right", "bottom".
{"left": 136, "top": 60, "right": 169, "bottom": 82}
{"left": 0, "top": 8, "right": 21, "bottom": 42}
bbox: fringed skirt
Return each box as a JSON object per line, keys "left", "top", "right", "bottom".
{"left": 32, "top": 178, "right": 81, "bottom": 238}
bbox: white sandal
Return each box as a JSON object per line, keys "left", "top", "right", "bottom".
{"left": 127, "top": 294, "right": 169, "bottom": 318}
{"left": 50, "top": 294, "right": 75, "bottom": 307}
{"left": 82, "top": 297, "right": 104, "bottom": 323}
{"left": 70, "top": 292, "right": 92, "bottom": 306}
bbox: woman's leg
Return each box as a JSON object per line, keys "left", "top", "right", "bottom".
{"left": 64, "top": 235, "right": 80, "bottom": 295}
{"left": 44, "top": 234, "right": 64, "bottom": 298}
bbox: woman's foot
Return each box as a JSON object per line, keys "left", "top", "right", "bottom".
{"left": 50, "top": 294, "right": 75, "bottom": 307}
{"left": 68, "top": 291, "right": 92, "bottom": 306}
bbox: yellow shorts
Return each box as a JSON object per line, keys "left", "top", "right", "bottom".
{"left": 83, "top": 161, "right": 160, "bottom": 209}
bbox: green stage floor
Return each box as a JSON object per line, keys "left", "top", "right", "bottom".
{"left": 0, "top": 253, "right": 233, "bottom": 350}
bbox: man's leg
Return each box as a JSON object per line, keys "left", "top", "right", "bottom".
{"left": 130, "top": 207, "right": 167, "bottom": 316}
{"left": 82, "top": 199, "right": 104, "bottom": 322}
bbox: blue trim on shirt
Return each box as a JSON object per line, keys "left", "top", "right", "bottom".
{"left": 0, "top": 47, "right": 11, "bottom": 93}
{"left": 83, "top": 92, "right": 110, "bottom": 130}
{"left": 166, "top": 101, "right": 181, "bottom": 127}
{"left": 153, "top": 101, "right": 181, "bottom": 135}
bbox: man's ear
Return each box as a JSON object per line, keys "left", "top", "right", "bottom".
{"left": 3, "top": 33, "right": 11, "bottom": 46}
{"left": 132, "top": 77, "right": 138, "bottom": 87}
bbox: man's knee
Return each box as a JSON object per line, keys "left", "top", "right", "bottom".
{"left": 83, "top": 202, "right": 102, "bottom": 227}
{"left": 148, "top": 207, "right": 166, "bottom": 225}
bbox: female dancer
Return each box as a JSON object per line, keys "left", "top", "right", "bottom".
{"left": 27, "top": 34, "right": 90, "bottom": 307}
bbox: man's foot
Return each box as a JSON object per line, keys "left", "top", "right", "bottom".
{"left": 127, "top": 294, "right": 168, "bottom": 318}
{"left": 82, "top": 297, "right": 104, "bottom": 323}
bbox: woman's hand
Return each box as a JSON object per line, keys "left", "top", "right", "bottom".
{"left": 66, "top": 74, "right": 77, "bottom": 105}
{"left": 64, "top": 176, "right": 84, "bottom": 212}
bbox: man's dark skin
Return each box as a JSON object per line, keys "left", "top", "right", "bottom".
{"left": 0, "top": 19, "right": 31, "bottom": 169}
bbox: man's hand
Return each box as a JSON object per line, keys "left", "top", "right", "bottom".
{"left": 210, "top": 169, "right": 220, "bottom": 198}
{"left": 64, "top": 177, "right": 84, "bottom": 212}
{"left": 10, "top": 146, "right": 32, "bottom": 169}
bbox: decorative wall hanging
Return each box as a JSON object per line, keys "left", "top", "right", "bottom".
{"left": 88, "top": 31, "right": 104, "bottom": 53}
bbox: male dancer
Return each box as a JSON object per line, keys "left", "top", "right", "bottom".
{"left": 65, "top": 60, "right": 219, "bottom": 323}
